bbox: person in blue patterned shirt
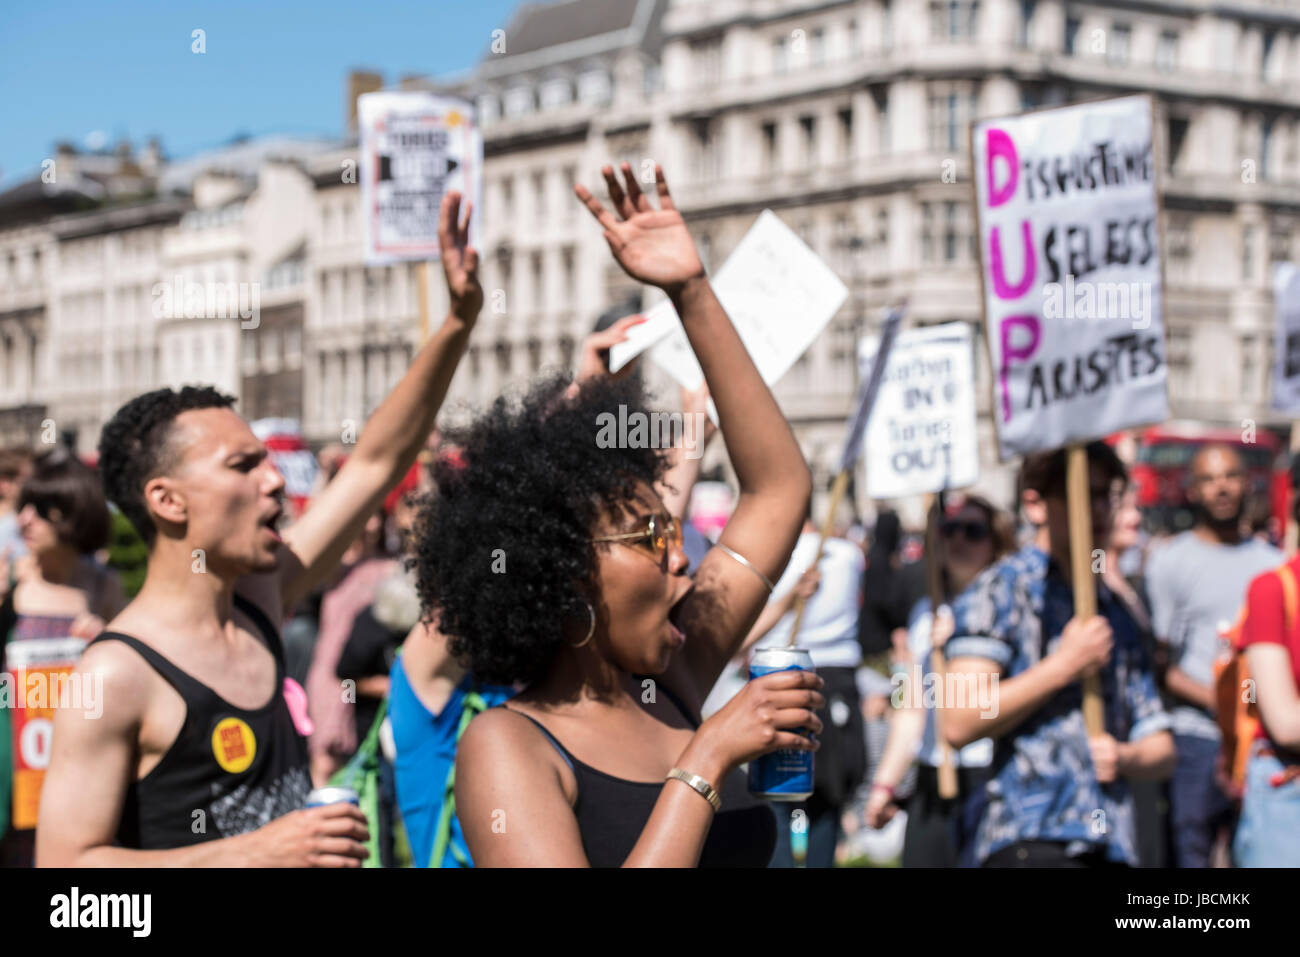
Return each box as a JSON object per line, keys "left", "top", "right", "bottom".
{"left": 942, "top": 442, "right": 1176, "bottom": 867}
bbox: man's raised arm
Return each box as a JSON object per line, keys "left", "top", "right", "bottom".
{"left": 270, "top": 192, "right": 482, "bottom": 615}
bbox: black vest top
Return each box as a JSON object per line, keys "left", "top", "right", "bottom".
{"left": 85, "top": 595, "right": 311, "bottom": 849}
{"left": 504, "top": 681, "right": 777, "bottom": 867}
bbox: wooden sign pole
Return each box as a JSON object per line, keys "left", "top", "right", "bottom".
{"left": 417, "top": 261, "right": 432, "bottom": 345}
{"left": 787, "top": 469, "right": 850, "bottom": 646}
{"left": 924, "top": 492, "right": 959, "bottom": 799}
{"left": 1066, "top": 444, "right": 1105, "bottom": 735}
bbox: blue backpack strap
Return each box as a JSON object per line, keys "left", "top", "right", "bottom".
{"left": 430, "top": 683, "right": 489, "bottom": 868}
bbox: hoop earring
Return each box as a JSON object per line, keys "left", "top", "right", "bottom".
{"left": 570, "top": 601, "right": 596, "bottom": 648}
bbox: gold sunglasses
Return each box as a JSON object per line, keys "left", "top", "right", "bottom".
{"left": 591, "top": 513, "right": 683, "bottom": 570}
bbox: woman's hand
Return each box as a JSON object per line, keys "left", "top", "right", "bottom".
{"left": 574, "top": 164, "right": 704, "bottom": 295}
{"left": 681, "top": 669, "right": 824, "bottom": 780}
{"left": 930, "top": 607, "right": 955, "bottom": 650}
{"left": 576, "top": 314, "right": 647, "bottom": 383}
{"left": 439, "top": 190, "right": 482, "bottom": 323}
{"left": 792, "top": 566, "right": 821, "bottom": 603}
{"left": 864, "top": 785, "right": 899, "bottom": 829}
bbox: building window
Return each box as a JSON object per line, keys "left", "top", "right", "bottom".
{"left": 1261, "top": 118, "right": 1275, "bottom": 181}
{"left": 1064, "top": 16, "right": 1080, "bottom": 55}
{"left": 882, "top": 0, "right": 893, "bottom": 49}
{"left": 1156, "top": 30, "right": 1179, "bottom": 72}
{"left": 690, "top": 35, "right": 723, "bottom": 87}
{"left": 531, "top": 252, "right": 544, "bottom": 305}
{"left": 501, "top": 176, "right": 514, "bottom": 219}
{"left": 1170, "top": 217, "right": 1190, "bottom": 270}
{"left": 931, "top": 1, "right": 979, "bottom": 41}
{"left": 691, "top": 118, "right": 720, "bottom": 183}
{"left": 1271, "top": 224, "right": 1293, "bottom": 264}
{"left": 1262, "top": 29, "right": 1277, "bottom": 81}
{"left": 533, "top": 171, "right": 547, "bottom": 220}
{"left": 495, "top": 342, "right": 512, "bottom": 376}
{"left": 562, "top": 246, "right": 575, "bottom": 306}
{"left": 920, "top": 202, "right": 934, "bottom": 263}
{"left": 1107, "top": 23, "right": 1131, "bottom": 65}
{"left": 810, "top": 27, "right": 827, "bottom": 65}
{"left": 928, "top": 85, "right": 976, "bottom": 152}
{"left": 1242, "top": 335, "right": 1257, "bottom": 397}
{"left": 504, "top": 85, "right": 534, "bottom": 117}
{"left": 943, "top": 201, "right": 961, "bottom": 262}
{"left": 838, "top": 108, "right": 854, "bottom": 159}
{"left": 1167, "top": 117, "right": 1189, "bottom": 173}
{"left": 762, "top": 120, "right": 779, "bottom": 172}
{"left": 1018, "top": 0, "right": 1035, "bottom": 48}
{"left": 539, "top": 77, "right": 572, "bottom": 110}
{"left": 1243, "top": 225, "right": 1255, "bottom": 282}
{"left": 874, "top": 88, "right": 891, "bottom": 154}
{"left": 847, "top": 18, "right": 860, "bottom": 55}
{"left": 577, "top": 70, "right": 611, "bottom": 104}
{"left": 476, "top": 94, "right": 499, "bottom": 124}
{"left": 285, "top": 326, "right": 302, "bottom": 367}
{"left": 772, "top": 35, "right": 788, "bottom": 74}
{"left": 799, "top": 115, "right": 818, "bottom": 167}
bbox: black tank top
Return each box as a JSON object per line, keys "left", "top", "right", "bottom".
{"left": 503, "top": 681, "right": 777, "bottom": 867}
{"left": 85, "top": 595, "right": 311, "bottom": 849}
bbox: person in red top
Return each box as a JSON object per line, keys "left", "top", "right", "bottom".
{"left": 1234, "top": 457, "right": 1300, "bottom": 867}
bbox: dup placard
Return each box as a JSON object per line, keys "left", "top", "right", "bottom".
{"left": 971, "top": 95, "right": 1169, "bottom": 459}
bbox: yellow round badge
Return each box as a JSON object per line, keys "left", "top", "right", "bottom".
{"left": 211, "top": 717, "right": 256, "bottom": 773}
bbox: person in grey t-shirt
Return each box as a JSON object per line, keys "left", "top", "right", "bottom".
{"left": 1144, "top": 444, "right": 1282, "bottom": 868}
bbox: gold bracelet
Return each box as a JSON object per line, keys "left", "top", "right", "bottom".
{"left": 667, "top": 767, "right": 722, "bottom": 813}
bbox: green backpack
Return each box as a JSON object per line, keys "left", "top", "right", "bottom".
{"left": 330, "top": 664, "right": 488, "bottom": 868}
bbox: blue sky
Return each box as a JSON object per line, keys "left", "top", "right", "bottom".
{"left": 0, "top": 0, "right": 521, "bottom": 186}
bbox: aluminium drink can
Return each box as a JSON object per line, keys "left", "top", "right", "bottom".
{"left": 305, "top": 786, "right": 360, "bottom": 808}
{"left": 747, "top": 647, "right": 815, "bottom": 801}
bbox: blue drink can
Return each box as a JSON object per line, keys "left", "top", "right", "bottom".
{"left": 306, "top": 786, "right": 359, "bottom": 808}
{"left": 747, "top": 647, "right": 815, "bottom": 801}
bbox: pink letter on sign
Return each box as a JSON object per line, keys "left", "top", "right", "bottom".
{"left": 990, "top": 222, "right": 1036, "bottom": 300}
{"left": 998, "top": 314, "right": 1041, "bottom": 423}
{"left": 985, "top": 128, "right": 1018, "bottom": 208}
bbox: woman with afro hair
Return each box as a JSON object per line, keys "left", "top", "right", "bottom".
{"left": 419, "top": 164, "right": 822, "bottom": 866}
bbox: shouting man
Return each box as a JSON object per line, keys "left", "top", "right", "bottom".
{"left": 36, "top": 194, "right": 481, "bottom": 866}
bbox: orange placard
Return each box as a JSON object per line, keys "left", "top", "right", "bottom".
{"left": 6, "top": 637, "right": 87, "bottom": 830}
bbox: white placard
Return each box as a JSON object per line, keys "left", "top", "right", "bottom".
{"left": 610, "top": 210, "right": 848, "bottom": 386}
{"left": 857, "top": 322, "right": 979, "bottom": 499}
{"left": 358, "top": 92, "right": 483, "bottom": 265}
{"left": 1272, "top": 263, "right": 1300, "bottom": 413}
{"left": 971, "top": 95, "right": 1169, "bottom": 460}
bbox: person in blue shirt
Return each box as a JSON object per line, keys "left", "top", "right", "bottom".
{"left": 390, "top": 617, "right": 513, "bottom": 868}
{"left": 942, "top": 442, "right": 1175, "bottom": 867}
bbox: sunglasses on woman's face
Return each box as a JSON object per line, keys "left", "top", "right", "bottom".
{"left": 940, "top": 519, "right": 990, "bottom": 543}
{"left": 591, "top": 512, "right": 683, "bottom": 571}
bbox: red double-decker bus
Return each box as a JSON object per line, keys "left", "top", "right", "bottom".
{"left": 1120, "top": 423, "right": 1290, "bottom": 540}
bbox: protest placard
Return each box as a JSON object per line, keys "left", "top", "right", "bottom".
{"left": 1272, "top": 263, "right": 1300, "bottom": 413}
{"left": 609, "top": 210, "right": 848, "bottom": 387}
{"left": 5, "top": 637, "right": 88, "bottom": 830}
{"left": 857, "top": 322, "right": 979, "bottom": 499}
{"left": 971, "top": 94, "right": 1168, "bottom": 461}
{"left": 358, "top": 92, "right": 483, "bottom": 266}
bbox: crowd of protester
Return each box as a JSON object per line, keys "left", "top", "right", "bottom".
{"left": 0, "top": 163, "right": 1298, "bottom": 868}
